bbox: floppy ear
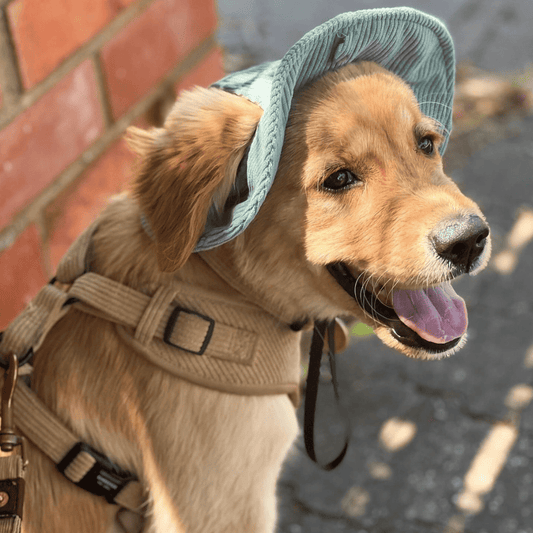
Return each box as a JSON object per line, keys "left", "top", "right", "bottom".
{"left": 126, "top": 87, "right": 262, "bottom": 272}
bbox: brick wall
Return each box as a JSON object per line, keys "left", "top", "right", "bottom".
{"left": 0, "top": 0, "right": 225, "bottom": 329}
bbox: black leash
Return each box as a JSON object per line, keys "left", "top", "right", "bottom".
{"left": 303, "top": 320, "right": 351, "bottom": 470}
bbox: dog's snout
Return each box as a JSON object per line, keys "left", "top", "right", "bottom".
{"left": 432, "top": 215, "right": 489, "bottom": 273}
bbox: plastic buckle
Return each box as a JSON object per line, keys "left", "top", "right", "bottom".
{"left": 163, "top": 306, "right": 215, "bottom": 355}
{"left": 57, "top": 442, "right": 137, "bottom": 504}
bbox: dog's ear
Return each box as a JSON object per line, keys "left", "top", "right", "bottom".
{"left": 126, "top": 87, "right": 262, "bottom": 272}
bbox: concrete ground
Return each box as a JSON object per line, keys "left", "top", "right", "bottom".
{"left": 216, "top": 2, "right": 533, "bottom": 532}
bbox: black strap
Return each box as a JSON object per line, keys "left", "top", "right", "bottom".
{"left": 303, "top": 320, "right": 350, "bottom": 470}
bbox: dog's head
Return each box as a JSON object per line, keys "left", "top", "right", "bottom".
{"left": 127, "top": 61, "right": 491, "bottom": 361}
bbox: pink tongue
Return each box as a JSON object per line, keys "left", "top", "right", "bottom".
{"left": 392, "top": 282, "right": 467, "bottom": 344}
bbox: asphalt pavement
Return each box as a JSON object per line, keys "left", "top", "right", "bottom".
{"left": 215, "top": 2, "right": 533, "bottom": 532}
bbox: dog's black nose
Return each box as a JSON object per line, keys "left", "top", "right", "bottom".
{"left": 432, "top": 215, "right": 489, "bottom": 273}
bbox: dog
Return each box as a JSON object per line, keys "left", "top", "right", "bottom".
{"left": 20, "top": 61, "right": 490, "bottom": 532}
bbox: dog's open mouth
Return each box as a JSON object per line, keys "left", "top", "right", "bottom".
{"left": 326, "top": 262, "right": 466, "bottom": 354}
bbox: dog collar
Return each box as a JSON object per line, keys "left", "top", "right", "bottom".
{"left": 195, "top": 7, "right": 455, "bottom": 252}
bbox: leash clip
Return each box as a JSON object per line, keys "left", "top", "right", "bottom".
{"left": 0, "top": 353, "right": 27, "bottom": 523}
{"left": 0, "top": 353, "right": 24, "bottom": 455}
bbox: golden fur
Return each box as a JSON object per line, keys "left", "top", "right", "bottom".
{"left": 22, "top": 61, "right": 490, "bottom": 532}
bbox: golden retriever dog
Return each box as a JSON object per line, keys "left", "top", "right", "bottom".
{"left": 20, "top": 61, "right": 490, "bottom": 533}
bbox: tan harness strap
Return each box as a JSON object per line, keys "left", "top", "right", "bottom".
{"left": 69, "top": 273, "right": 161, "bottom": 333}
{"left": 8, "top": 378, "right": 145, "bottom": 514}
{"left": 68, "top": 272, "right": 261, "bottom": 359}
{"left": 67, "top": 271, "right": 301, "bottom": 404}
{"left": 134, "top": 285, "right": 177, "bottom": 345}
{"left": 0, "top": 516, "right": 20, "bottom": 533}
{"left": 0, "top": 284, "right": 70, "bottom": 360}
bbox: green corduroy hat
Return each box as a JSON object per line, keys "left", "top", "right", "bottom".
{"left": 194, "top": 7, "right": 455, "bottom": 252}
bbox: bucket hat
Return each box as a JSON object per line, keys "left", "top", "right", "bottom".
{"left": 195, "top": 7, "right": 455, "bottom": 251}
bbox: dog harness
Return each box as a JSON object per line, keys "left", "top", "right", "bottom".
{"left": 0, "top": 217, "right": 304, "bottom": 531}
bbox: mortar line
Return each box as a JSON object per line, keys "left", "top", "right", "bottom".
{"left": 0, "top": 0, "right": 155, "bottom": 129}
{"left": 0, "top": 35, "right": 217, "bottom": 255}
{"left": 91, "top": 52, "right": 114, "bottom": 129}
{"left": 0, "top": 5, "right": 23, "bottom": 108}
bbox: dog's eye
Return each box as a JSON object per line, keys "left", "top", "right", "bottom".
{"left": 322, "top": 169, "right": 359, "bottom": 192}
{"left": 418, "top": 136, "right": 434, "bottom": 155}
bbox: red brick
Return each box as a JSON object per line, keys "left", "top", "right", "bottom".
{"left": 0, "top": 60, "right": 104, "bottom": 229}
{"left": 47, "top": 138, "right": 134, "bottom": 271}
{"left": 7, "top": 0, "right": 131, "bottom": 89}
{"left": 101, "top": 0, "right": 217, "bottom": 119}
{"left": 175, "top": 47, "right": 225, "bottom": 94}
{"left": 0, "top": 225, "right": 47, "bottom": 330}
